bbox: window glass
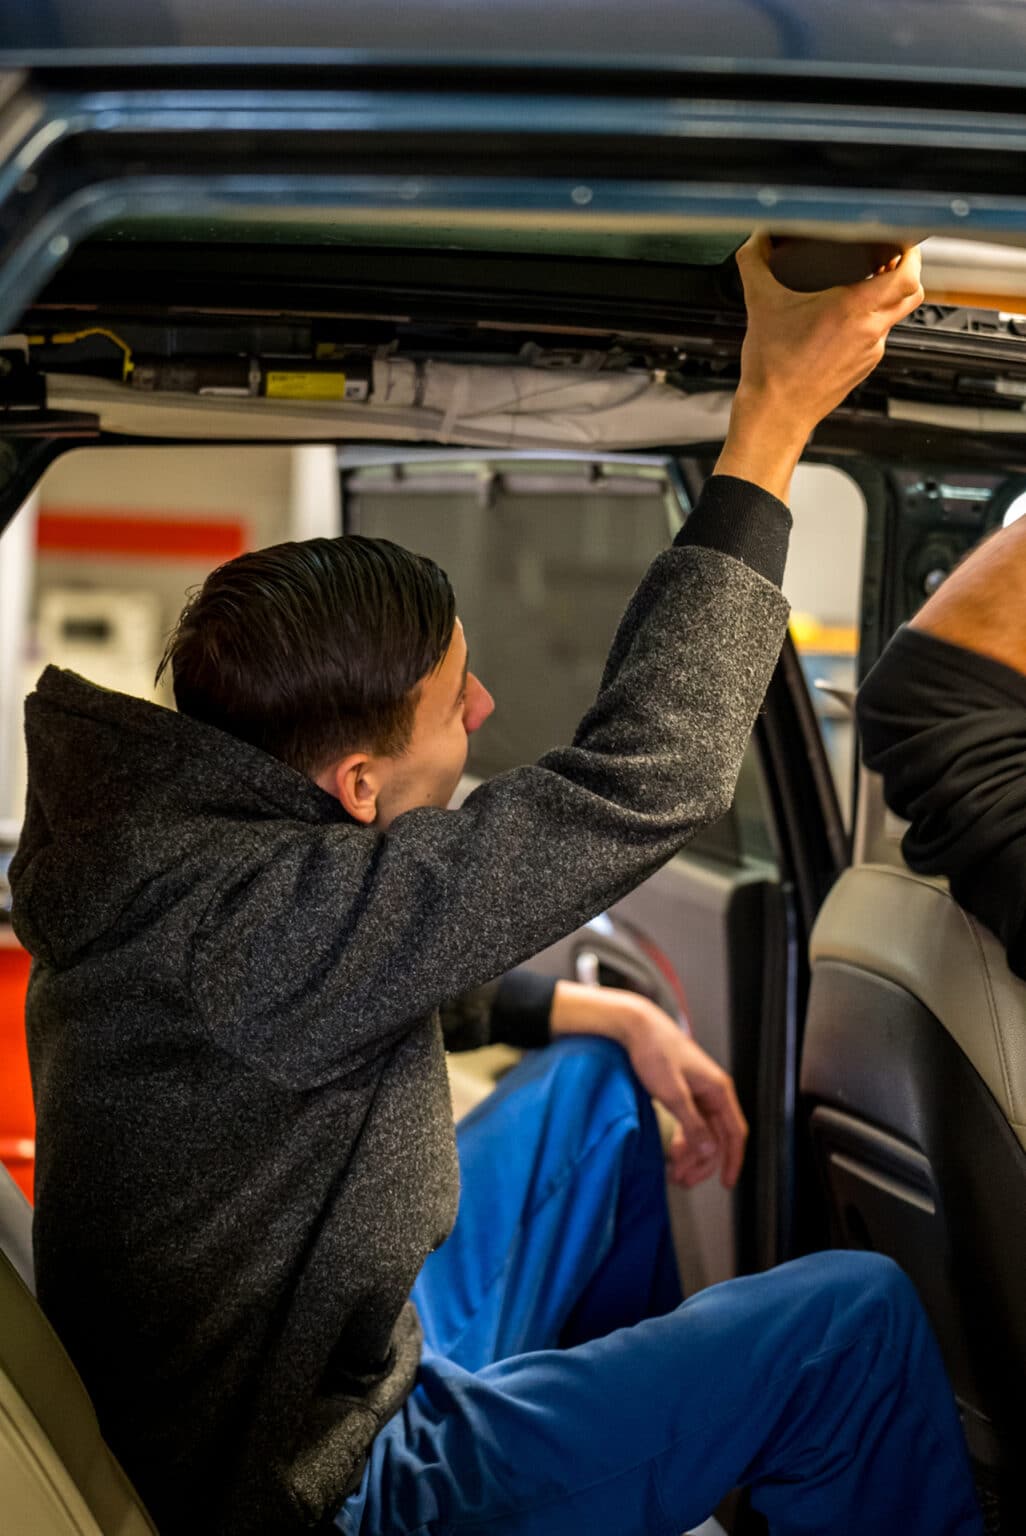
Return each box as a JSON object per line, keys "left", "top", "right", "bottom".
{"left": 348, "top": 453, "right": 777, "bottom": 868}
{"left": 783, "top": 463, "right": 867, "bottom": 827}
{"left": 350, "top": 457, "right": 675, "bottom": 775}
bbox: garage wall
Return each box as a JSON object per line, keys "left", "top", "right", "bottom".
{"left": 35, "top": 445, "right": 296, "bottom": 697}
{"left": 784, "top": 463, "right": 866, "bottom": 627}
{"left": 1, "top": 444, "right": 339, "bottom": 829}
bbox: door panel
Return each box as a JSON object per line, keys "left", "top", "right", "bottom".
{"left": 501, "top": 855, "right": 774, "bottom": 1292}
{"left": 615, "top": 857, "right": 771, "bottom": 1290}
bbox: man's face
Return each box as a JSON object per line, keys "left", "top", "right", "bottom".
{"left": 375, "top": 618, "right": 494, "bottom": 827}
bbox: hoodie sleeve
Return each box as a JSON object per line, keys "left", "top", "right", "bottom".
{"left": 191, "top": 476, "right": 791, "bottom": 1087}
{"left": 857, "top": 624, "right": 1026, "bottom": 979}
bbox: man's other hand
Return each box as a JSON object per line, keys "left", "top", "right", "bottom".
{"left": 550, "top": 980, "right": 748, "bottom": 1189}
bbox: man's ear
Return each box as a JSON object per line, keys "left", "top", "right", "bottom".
{"left": 322, "top": 752, "right": 382, "bottom": 824}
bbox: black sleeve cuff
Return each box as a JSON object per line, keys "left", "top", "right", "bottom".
{"left": 674, "top": 473, "right": 792, "bottom": 588}
{"left": 489, "top": 969, "right": 556, "bottom": 1050}
{"left": 438, "top": 980, "right": 501, "bottom": 1052}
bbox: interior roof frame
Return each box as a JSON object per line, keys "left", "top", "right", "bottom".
{"left": 9, "top": 66, "right": 1026, "bottom": 339}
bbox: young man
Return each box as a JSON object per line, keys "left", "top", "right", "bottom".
{"left": 11, "top": 238, "right": 982, "bottom": 1536}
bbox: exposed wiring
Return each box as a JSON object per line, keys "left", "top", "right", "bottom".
{"left": 26, "top": 327, "right": 134, "bottom": 381}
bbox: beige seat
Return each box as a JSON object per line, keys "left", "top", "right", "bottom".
{"left": 0, "top": 1162, "right": 157, "bottom": 1535}
{"left": 801, "top": 862, "right": 1026, "bottom": 1529}
{"left": 807, "top": 864, "right": 1026, "bottom": 1143}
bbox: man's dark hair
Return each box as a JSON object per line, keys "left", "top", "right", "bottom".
{"left": 156, "top": 535, "right": 456, "bottom": 777}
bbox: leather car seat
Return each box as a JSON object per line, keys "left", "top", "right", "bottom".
{"left": 801, "top": 862, "right": 1026, "bottom": 1529}
{"left": 0, "top": 1160, "right": 157, "bottom": 1534}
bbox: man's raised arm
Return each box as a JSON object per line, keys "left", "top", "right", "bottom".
{"left": 192, "top": 240, "right": 925, "bottom": 1085}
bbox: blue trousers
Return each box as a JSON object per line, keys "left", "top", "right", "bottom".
{"left": 336, "top": 1037, "right": 983, "bottom": 1536}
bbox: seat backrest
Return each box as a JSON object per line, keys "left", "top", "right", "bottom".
{"left": 0, "top": 1156, "right": 35, "bottom": 1293}
{"left": 0, "top": 1242, "right": 157, "bottom": 1534}
{"left": 802, "top": 862, "right": 1026, "bottom": 1527}
{"left": 808, "top": 863, "right": 1026, "bottom": 1145}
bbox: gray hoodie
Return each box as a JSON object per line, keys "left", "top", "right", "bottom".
{"left": 10, "top": 476, "right": 790, "bottom": 1535}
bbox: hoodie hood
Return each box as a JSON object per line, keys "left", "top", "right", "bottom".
{"left": 10, "top": 667, "right": 346, "bottom": 968}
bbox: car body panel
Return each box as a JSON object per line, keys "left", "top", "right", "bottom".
{"left": 12, "top": 50, "right": 1026, "bottom": 344}
{"left": 3, "top": 0, "right": 1026, "bottom": 87}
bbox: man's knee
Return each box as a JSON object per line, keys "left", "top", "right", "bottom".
{"left": 814, "top": 1248, "right": 916, "bottom": 1305}
{"left": 518, "top": 1033, "right": 663, "bottom": 1154}
{"left": 542, "top": 1034, "right": 642, "bottom": 1118}
{"left": 554, "top": 1034, "right": 673, "bottom": 1174}
{"left": 545, "top": 1032, "right": 631, "bottom": 1078}
{"left": 792, "top": 1249, "right": 926, "bottom": 1357}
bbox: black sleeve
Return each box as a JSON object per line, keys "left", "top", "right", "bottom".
{"left": 439, "top": 969, "right": 556, "bottom": 1052}
{"left": 675, "top": 474, "right": 791, "bottom": 587}
{"left": 857, "top": 625, "right": 1026, "bottom": 978}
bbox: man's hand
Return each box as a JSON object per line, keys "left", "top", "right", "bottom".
{"left": 715, "top": 233, "right": 925, "bottom": 502}
{"left": 550, "top": 980, "right": 748, "bottom": 1190}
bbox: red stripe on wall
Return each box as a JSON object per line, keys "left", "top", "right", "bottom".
{"left": 0, "top": 947, "right": 34, "bottom": 1202}
{"left": 37, "top": 509, "right": 246, "bottom": 561}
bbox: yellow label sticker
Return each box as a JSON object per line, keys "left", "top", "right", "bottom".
{"left": 265, "top": 371, "right": 348, "bottom": 401}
